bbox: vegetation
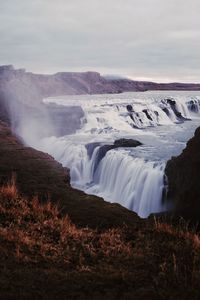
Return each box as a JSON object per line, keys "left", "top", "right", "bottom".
{"left": 0, "top": 180, "right": 200, "bottom": 299}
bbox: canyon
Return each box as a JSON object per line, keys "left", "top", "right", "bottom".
{"left": 1, "top": 65, "right": 200, "bottom": 299}
{"left": 1, "top": 65, "right": 200, "bottom": 221}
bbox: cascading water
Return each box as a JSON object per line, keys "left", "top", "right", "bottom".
{"left": 86, "top": 150, "right": 165, "bottom": 218}
{"left": 26, "top": 91, "right": 200, "bottom": 218}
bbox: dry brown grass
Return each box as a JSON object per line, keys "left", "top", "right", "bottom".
{"left": 0, "top": 181, "right": 133, "bottom": 270}
{"left": 154, "top": 216, "right": 200, "bottom": 249}
{"left": 0, "top": 182, "right": 200, "bottom": 299}
{"left": 0, "top": 174, "right": 18, "bottom": 199}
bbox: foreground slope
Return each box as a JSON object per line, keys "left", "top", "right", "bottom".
{"left": 0, "top": 182, "right": 200, "bottom": 299}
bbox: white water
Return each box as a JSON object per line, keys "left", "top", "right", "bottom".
{"left": 86, "top": 150, "right": 165, "bottom": 218}
{"left": 26, "top": 91, "right": 200, "bottom": 218}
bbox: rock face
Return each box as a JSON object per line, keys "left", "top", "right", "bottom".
{"left": 165, "top": 127, "right": 200, "bottom": 220}
{"left": 166, "top": 99, "right": 190, "bottom": 121}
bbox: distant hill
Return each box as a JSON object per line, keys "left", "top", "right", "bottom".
{"left": 1, "top": 65, "right": 200, "bottom": 102}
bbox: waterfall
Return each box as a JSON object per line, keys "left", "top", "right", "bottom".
{"left": 44, "top": 94, "right": 200, "bottom": 132}
{"left": 38, "top": 137, "right": 166, "bottom": 218}
{"left": 24, "top": 92, "right": 200, "bottom": 218}
{"left": 86, "top": 150, "right": 165, "bottom": 218}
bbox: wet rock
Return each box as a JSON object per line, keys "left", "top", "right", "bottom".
{"left": 114, "top": 138, "right": 142, "bottom": 147}
{"left": 126, "top": 105, "right": 134, "bottom": 112}
{"left": 166, "top": 98, "right": 190, "bottom": 121}
{"left": 143, "top": 109, "right": 153, "bottom": 121}
{"left": 187, "top": 100, "right": 199, "bottom": 113}
{"left": 167, "top": 99, "right": 176, "bottom": 106}
{"left": 162, "top": 107, "right": 170, "bottom": 116}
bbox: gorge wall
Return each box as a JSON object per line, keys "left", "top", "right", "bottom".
{"left": 166, "top": 127, "right": 200, "bottom": 221}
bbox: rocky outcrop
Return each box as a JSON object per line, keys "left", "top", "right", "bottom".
{"left": 165, "top": 127, "right": 200, "bottom": 220}
{"left": 166, "top": 99, "right": 191, "bottom": 121}
{"left": 86, "top": 139, "right": 142, "bottom": 170}
{"left": 114, "top": 138, "right": 142, "bottom": 147}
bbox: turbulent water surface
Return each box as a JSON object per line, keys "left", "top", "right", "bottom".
{"left": 28, "top": 91, "right": 200, "bottom": 218}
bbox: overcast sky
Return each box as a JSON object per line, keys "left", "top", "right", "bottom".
{"left": 1, "top": 0, "right": 200, "bottom": 82}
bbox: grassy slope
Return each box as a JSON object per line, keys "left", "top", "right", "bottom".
{"left": 0, "top": 182, "right": 200, "bottom": 299}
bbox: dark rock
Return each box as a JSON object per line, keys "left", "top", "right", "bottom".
{"left": 143, "top": 109, "right": 153, "bottom": 121}
{"left": 187, "top": 100, "right": 199, "bottom": 113}
{"left": 96, "top": 144, "right": 116, "bottom": 164}
{"left": 114, "top": 138, "right": 142, "bottom": 147}
{"left": 166, "top": 98, "right": 190, "bottom": 121}
{"left": 126, "top": 105, "right": 134, "bottom": 112}
{"left": 154, "top": 111, "right": 159, "bottom": 117}
{"left": 165, "top": 127, "right": 200, "bottom": 220}
{"left": 167, "top": 99, "right": 176, "bottom": 106}
{"left": 162, "top": 107, "right": 170, "bottom": 116}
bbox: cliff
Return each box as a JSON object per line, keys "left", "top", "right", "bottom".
{"left": 165, "top": 127, "right": 200, "bottom": 220}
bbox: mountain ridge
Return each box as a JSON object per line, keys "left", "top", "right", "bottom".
{"left": 1, "top": 65, "right": 200, "bottom": 98}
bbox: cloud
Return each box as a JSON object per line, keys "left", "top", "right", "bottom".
{"left": 0, "top": 0, "right": 200, "bottom": 82}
